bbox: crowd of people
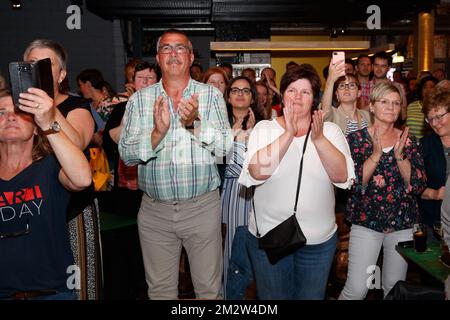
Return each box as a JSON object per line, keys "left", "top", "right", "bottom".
{"left": 1, "top": 28, "right": 450, "bottom": 300}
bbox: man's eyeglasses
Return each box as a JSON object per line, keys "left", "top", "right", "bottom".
{"left": 0, "top": 223, "right": 30, "bottom": 239}
{"left": 425, "top": 111, "right": 449, "bottom": 124}
{"left": 230, "top": 87, "right": 252, "bottom": 96}
{"left": 376, "top": 99, "right": 402, "bottom": 108}
{"left": 337, "top": 83, "right": 358, "bottom": 90}
{"left": 158, "top": 44, "right": 191, "bottom": 55}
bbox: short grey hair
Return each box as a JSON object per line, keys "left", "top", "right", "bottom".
{"left": 23, "top": 39, "right": 68, "bottom": 70}
{"left": 156, "top": 29, "right": 192, "bottom": 54}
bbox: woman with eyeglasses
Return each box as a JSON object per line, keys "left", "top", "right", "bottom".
{"left": 406, "top": 75, "right": 438, "bottom": 139}
{"left": 339, "top": 82, "right": 427, "bottom": 300}
{"left": 221, "top": 76, "right": 262, "bottom": 298}
{"left": 0, "top": 89, "right": 92, "bottom": 300}
{"left": 419, "top": 90, "right": 450, "bottom": 235}
{"left": 321, "top": 60, "right": 372, "bottom": 135}
{"left": 238, "top": 65, "right": 355, "bottom": 299}
{"left": 320, "top": 58, "right": 373, "bottom": 288}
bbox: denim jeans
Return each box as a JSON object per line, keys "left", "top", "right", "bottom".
{"left": 225, "top": 226, "right": 253, "bottom": 299}
{"left": 246, "top": 231, "right": 337, "bottom": 300}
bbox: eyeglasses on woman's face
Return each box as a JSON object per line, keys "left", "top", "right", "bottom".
{"left": 375, "top": 99, "right": 402, "bottom": 108}
{"left": 337, "top": 82, "right": 358, "bottom": 90}
{"left": 230, "top": 87, "right": 252, "bottom": 96}
{"left": 425, "top": 111, "right": 449, "bottom": 124}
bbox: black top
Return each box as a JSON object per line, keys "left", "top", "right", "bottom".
{"left": 56, "top": 95, "right": 95, "bottom": 219}
{"left": 56, "top": 95, "right": 90, "bottom": 118}
{"left": 103, "top": 101, "right": 127, "bottom": 188}
{"left": 0, "top": 155, "right": 73, "bottom": 298}
{"left": 419, "top": 133, "right": 446, "bottom": 227}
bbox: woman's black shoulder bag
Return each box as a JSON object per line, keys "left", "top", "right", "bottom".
{"left": 254, "top": 127, "right": 311, "bottom": 265}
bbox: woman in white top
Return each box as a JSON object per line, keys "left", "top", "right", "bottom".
{"left": 238, "top": 64, "right": 355, "bottom": 299}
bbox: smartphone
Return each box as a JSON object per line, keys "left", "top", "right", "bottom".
{"left": 8, "top": 58, "right": 54, "bottom": 109}
{"left": 332, "top": 51, "right": 345, "bottom": 65}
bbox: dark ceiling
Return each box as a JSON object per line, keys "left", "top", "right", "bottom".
{"left": 85, "top": 0, "right": 444, "bottom": 36}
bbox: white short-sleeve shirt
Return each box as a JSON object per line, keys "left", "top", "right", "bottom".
{"left": 239, "top": 118, "right": 355, "bottom": 244}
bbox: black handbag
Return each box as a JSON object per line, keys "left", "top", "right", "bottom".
{"left": 254, "top": 127, "right": 311, "bottom": 265}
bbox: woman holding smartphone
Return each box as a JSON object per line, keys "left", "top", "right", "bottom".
{"left": 321, "top": 56, "right": 372, "bottom": 135}
{"left": 0, "top": 89, "right": 91, "bottom": 299}
{"left": 23, "top": 39, "right": 100, "bottom": 300}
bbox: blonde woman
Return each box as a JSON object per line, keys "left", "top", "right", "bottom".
{"left": 339, "top": 82, "right": 427, "bottom": 299}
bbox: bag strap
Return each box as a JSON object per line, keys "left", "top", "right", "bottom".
{"left": 253, "top": 126, "right": 312, "bottom": 237}
{"left": 293, "top": 126, "right": 311, "bottom": 215}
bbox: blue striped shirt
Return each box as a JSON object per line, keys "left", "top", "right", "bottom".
{"left": 118, "top": 79, "right": 233, "bottom": 201}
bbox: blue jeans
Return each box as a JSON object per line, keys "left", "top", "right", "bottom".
{"left": 226, "top": 226, "right": 254, "bottom": 299}
{"left": 246, "top": 231, "right": 337, "bottom": 300}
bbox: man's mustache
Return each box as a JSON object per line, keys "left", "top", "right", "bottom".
{"left": 167, "top": 57, "right": 181, "bottom": 64}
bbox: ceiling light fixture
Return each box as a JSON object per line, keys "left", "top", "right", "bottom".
{"left": 210, "top": 41, "right": 370, "bottom": 52}
{"left": 11, "top": 0, "right": 21, "bottom": 9}
{"left": 329, "top": 26, "right": 347, "bottom": 39}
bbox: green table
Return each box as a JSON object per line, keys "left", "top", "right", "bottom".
{"left": 396, "top": 240, "right": 450, "bottom": 283}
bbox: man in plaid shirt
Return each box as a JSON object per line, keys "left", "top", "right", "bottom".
{"left": 119, "top": 29, "right": 232, "bottom": 299}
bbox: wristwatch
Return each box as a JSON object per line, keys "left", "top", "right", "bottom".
{"left": 185, "top": 117, "right": 200, "bottom": 130}
{"left": 42, "top": 121, "right": 61, "bottom": 135}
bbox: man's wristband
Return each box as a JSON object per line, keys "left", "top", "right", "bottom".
{"left": 185, "top": 117, "right": 200, "bottom": 130}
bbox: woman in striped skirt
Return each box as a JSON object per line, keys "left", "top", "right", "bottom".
{"left": 221, "top": 76, "right": 263, "bottom": 298}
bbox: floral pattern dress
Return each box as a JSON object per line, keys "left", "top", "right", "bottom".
{"left": 346, "top": 128, "right": 427, "bottom": 233}
{"left": 97, "top": 95, "right": 128, "bottom": 123}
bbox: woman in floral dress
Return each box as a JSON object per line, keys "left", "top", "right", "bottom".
{"left": 339, "top": 82, "right": 427, "bottom": 299}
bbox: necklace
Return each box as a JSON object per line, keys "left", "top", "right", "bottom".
{"left": 338, "top": 106, "right": 357, "bottom": 120}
